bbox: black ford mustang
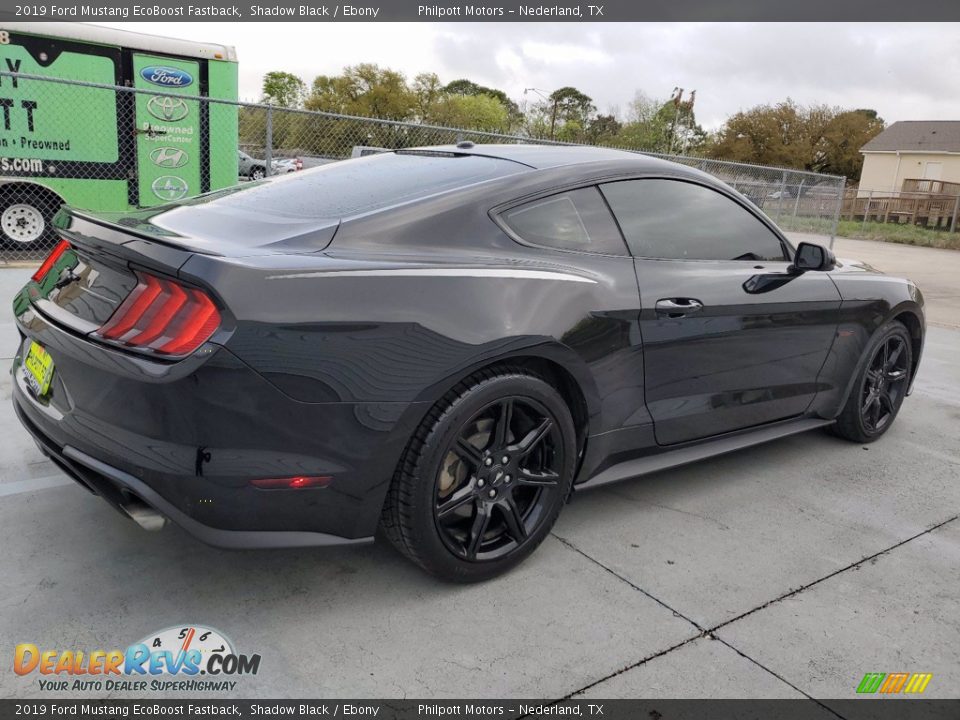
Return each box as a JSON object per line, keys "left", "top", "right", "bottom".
{"left": 12, "top": 144, "right": 924, "bottom": 581}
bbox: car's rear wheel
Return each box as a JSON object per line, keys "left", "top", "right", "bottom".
{"left": 381, "top": 369, "right": 576, "bottom": 582}
{"left": 250, "top": 166, "right": 266, "bottom": 180}
{"left": 832, "top": 320, "right": 912, "bottom": 443}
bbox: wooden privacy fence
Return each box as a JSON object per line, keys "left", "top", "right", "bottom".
{"left": 842, "top": 190, "right": 960, "bottom": 232}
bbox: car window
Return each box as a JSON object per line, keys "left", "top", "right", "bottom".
{"left": 600, "top": 179, "right": 787, "bottom": 261}
{"left": 208, "top": 151, "right": 525, "bottom": 219}
{"left": 501, "top": 187, "right": 628, "bottom": 255}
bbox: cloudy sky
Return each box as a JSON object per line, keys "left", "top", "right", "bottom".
{"left": 102, "top": 22, "right": 960, "bottom": 129}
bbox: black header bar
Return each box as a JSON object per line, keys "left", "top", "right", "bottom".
{"left": 1, "top": 0, "right": 960, "bottom": 21}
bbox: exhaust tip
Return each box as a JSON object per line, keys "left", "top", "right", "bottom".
{"left": 122, "top": 500, "right": 168, "bottom": 532}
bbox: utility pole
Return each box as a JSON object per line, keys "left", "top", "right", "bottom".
{"left": 668, "top": 87, "right": 682, "bottom": 154}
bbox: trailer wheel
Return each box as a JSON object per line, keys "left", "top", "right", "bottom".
{"left": 0, "top": 185, "right": 62, "bottom": 253}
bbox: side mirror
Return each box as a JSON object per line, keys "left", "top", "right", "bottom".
{"left": 791, "top": 242, "right": 836, "bottom": 272}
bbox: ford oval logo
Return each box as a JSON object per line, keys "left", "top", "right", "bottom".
{"left": 140, "top": 66, "right": 193, "bottom": 88}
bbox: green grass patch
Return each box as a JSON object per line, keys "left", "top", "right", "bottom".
{"left": 775, "top": 215, "right": 838, "bottom": 235}
{"left": 836, "top": 220, "right": 960, "bottom": 250}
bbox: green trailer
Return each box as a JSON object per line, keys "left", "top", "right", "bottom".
{"left": 0, "top": 22, "right": 238, "bottom": 251}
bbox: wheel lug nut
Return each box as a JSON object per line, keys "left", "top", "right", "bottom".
{"left": 484, "top": 458, "right": 493, "bottom": 466}
{"left": 504, "top": 475, "right": 511, "bottom": 483}
{"left": 501, "top": 455, "right": 509, "bottom": 464}
{"left": 477, "top": 478, "right": 485, "bottom": 487}
{"left": 488, "top": 489, "right": 497, "bottom": 498}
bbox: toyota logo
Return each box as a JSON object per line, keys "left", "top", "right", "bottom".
{"left": 146, "top": 95, "right": 189, "bottom": 122}
{"left": 149, "top": 147, "right": 188, "bottom": 169}
{"left": 151, "top": 176, "right": 189, "bottom": 202}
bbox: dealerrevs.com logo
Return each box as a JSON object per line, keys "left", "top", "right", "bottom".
{"left": 14, "top": 625, "right": 261, "bottom": 692}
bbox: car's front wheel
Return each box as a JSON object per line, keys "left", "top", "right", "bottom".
{"left": 832, "top": 320, "right": 913, "bottom": 443}
{"left": 381, "top": 368, "right": 576, "bottom": 582}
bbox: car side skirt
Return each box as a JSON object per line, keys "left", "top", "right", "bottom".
{"left": 579, "top": 416, "right": 834, "bottom": 490}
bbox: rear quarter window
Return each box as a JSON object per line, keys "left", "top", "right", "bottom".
{"left": 500, "top": 187, "right": 628, "bottom": 255}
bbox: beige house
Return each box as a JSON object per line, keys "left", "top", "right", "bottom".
{"left": 859, "top": 121, "right": 960, "bottom": 196}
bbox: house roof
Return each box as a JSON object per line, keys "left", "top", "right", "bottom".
{"left": 861, "top": 121, "right": 960, "bottom": 153}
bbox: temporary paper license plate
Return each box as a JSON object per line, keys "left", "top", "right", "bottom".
{"left": 22, "top": 341, "right": 54, "bottom": 398}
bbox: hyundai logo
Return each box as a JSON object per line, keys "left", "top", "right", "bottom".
{"left": 140, "top": 66, "right": 194, "bottom": 88}
{"left": 151, "top": 176, "right": 189, "bottom": 202}
{"left": 149, "top": 147, "right": 188, "bottom": 169}
{"left": 146, "top": 95, "right": 189, "bottom": 122}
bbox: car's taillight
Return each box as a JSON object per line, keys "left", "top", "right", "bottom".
{"left": 32, "top": 239, "right": 71, "bottom": 282}
{"left": 93, "top": 271, "right": 220, "bottom": 357}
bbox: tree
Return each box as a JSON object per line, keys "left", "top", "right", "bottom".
{"left": 305, "top": 64, "right": 416, "bottom": 120}
{"left": 443, "top": 78, "right": 522, "bottom": 131}
{"left": 547, "top": 86, "right": 595, "bottom": 139}
{"left": 261, "top": 71, "right": 306, "bottom": 108}
{"left": 816, "top": 109, "right": 885, "bottom": 179}
{"left": 412, "top": 72, "right": 444, "bottom": 120}
{"left": 707, "top": 100, "right": 884, "bottom": 180}
{"left": 615, "top": 90, "right": 706, "bottom": 154}
{"left": 428, "top": 94, "right": 510, "bottom": 133}
{"left": 586, "top": 113, "right": 622, "bottom": 146}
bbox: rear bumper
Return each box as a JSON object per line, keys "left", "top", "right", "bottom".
{"left": 15, "top": 399, "right": 372, "bottom": 549}
{"left": 11, "top": 304, "right": 427, "bottom": 547}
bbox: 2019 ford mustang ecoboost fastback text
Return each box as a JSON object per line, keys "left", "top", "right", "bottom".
{"left": 12, "top": 144, "right": 925, "bottom": 581}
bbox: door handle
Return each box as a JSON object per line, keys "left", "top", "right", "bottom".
{"left": 655, "top": 298, "right": 704, "bottom": 316}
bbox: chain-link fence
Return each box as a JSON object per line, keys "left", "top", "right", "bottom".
{"left": 0, "top": 72, "right": 846, "bottom": 262}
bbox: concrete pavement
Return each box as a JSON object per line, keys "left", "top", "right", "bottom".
{"left": 794, "top": 233, "right": 960, "bottom": 329}
{"left": 1, "top": 242, "right": 957, "bottom": 702}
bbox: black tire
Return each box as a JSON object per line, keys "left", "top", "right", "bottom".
{"left": 381, "top": 368, "right": 577, "bottom": 582}
{"left": 250, "top": 166, "right": 266, "bottom": 181}
{"left": 0, "top": 185, "right": 61, "bottom": 252}
{"left": 832, "top": 320, "right": 912, "bottom": 443}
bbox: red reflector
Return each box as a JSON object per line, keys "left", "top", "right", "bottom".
{"left": 32, "top": 239, "right": 71, "bottom": 283}
{"left": 250, "top": 476, "right": 332, "bottom": 490}
{"left": 94, "top": 270, "right": 221, "bottom": 357}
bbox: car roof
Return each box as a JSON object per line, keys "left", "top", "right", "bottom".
{"left": 409, "top": 143, "right": 672, "bottom": 171}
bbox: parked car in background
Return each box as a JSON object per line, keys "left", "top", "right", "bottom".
{"left": 274, "top": 158, "right": 303, "bottom": 173}
{"left": 238, "top": 152, "right": 302, "bottom": 180}
{"left": 238, "top": 151, "right": 278, "bottom": 180}
{"left": 766, "top": 188, "right": 796, "bottom": 200}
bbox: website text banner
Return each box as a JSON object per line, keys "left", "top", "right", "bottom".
{"left": 3, "top": 700, "right": 960, "bottom": 720}
{"left": 1, "top": 0, "right": 960, "bottom": 21}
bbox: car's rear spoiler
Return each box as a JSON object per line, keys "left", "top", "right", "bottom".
{"left": 53, "top": 207, "right": 206, "bottom": 277}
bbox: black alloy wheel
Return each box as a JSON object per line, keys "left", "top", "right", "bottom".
{"left": 433, "top": 396, "right": 563, "bottom": 562}
{"left": 860, "top": 334, "right": 910, "bottom": 434}
{"left": 381, "top": 369, "right": 576, "bottom": 582}
{"left": 832, "top": 320, "right": 913, "bottom": 443}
